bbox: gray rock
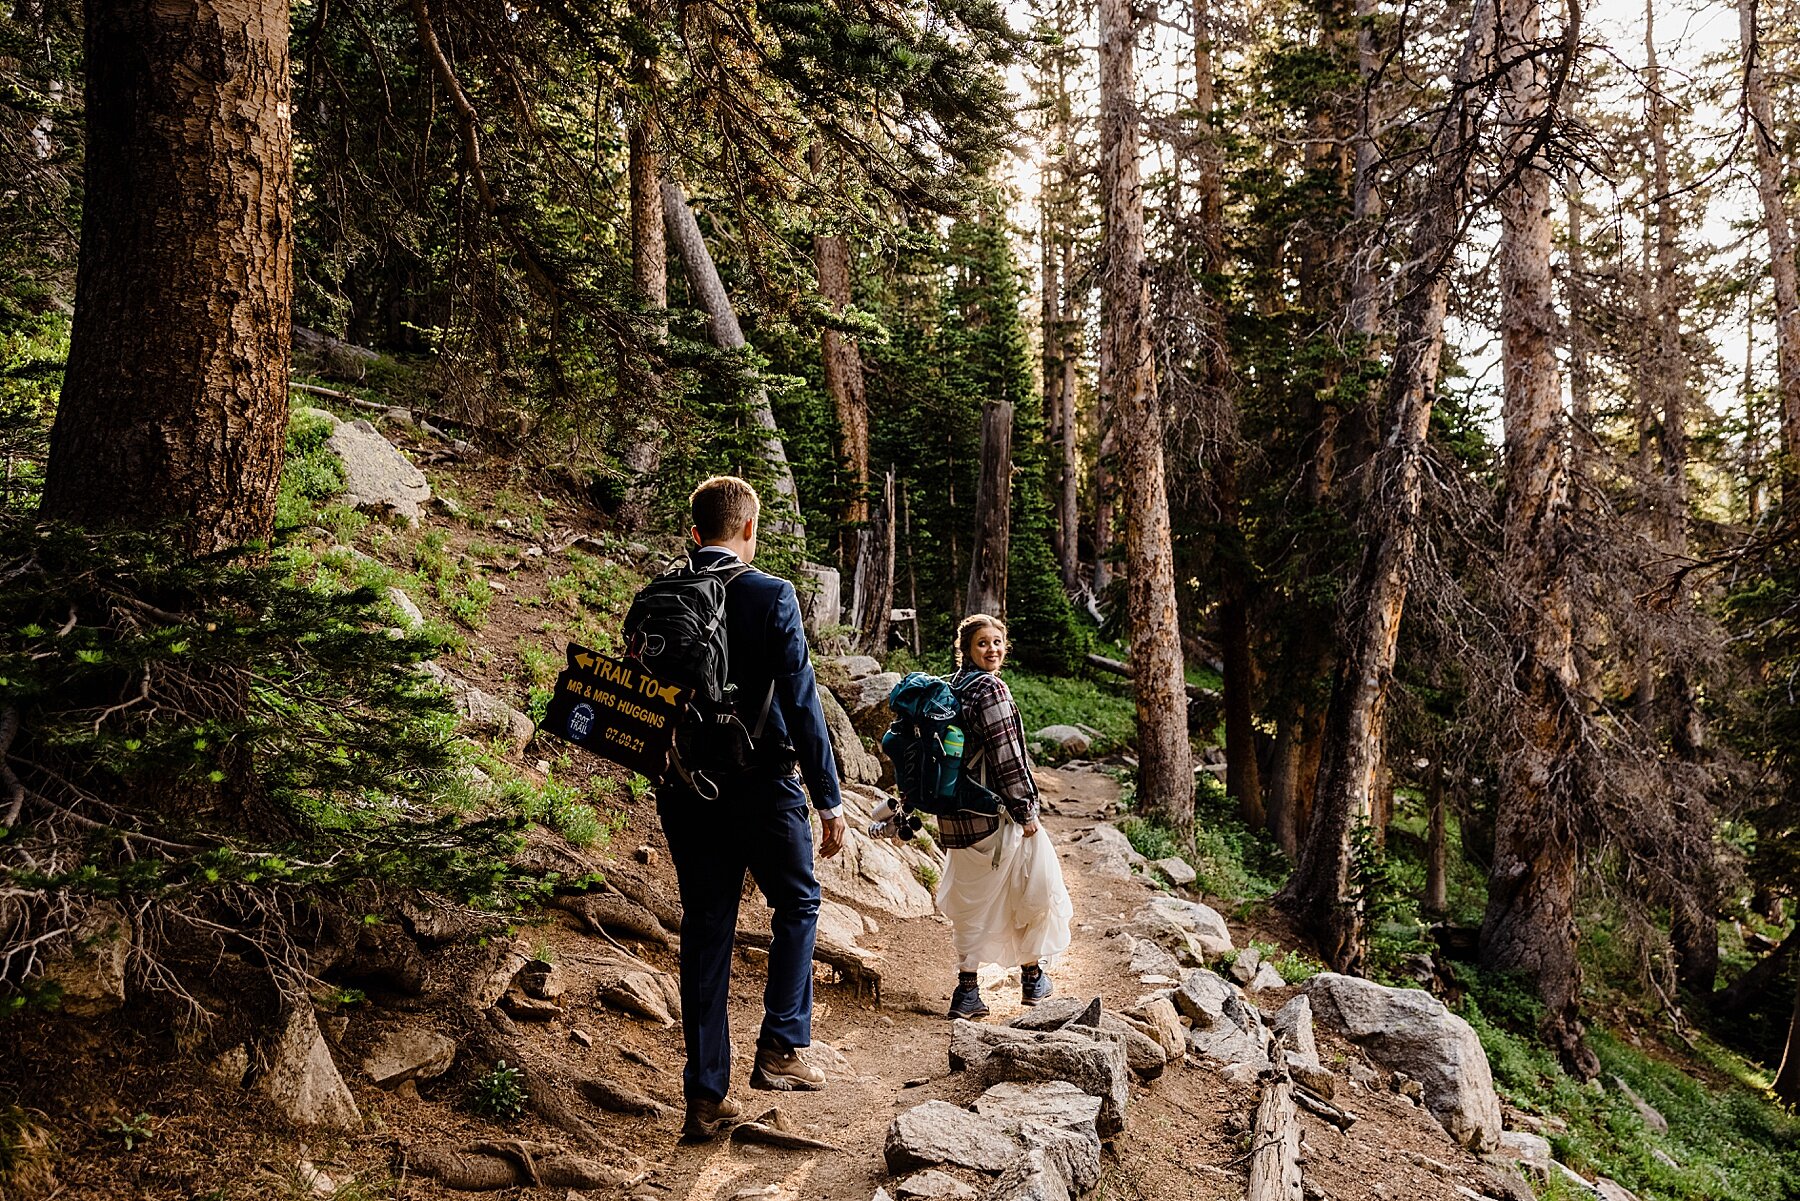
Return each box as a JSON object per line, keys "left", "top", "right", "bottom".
{"left": 499, "top": 989, "right": 562, "bottom": 1020}
{"left": 385, "top": 586, "right": 425, "bottom": 631}
{"left": 895, "top": 1170, "right": 978, "bottom": 1201}
{"left": 1122, "top": 906, "right": 1210, "bottom": 966}
{"left": 976, "top": 1029, "right": 1132, "bottom": 1137}
{"left": 985, "top": 1143, "right": 1072, "bottom": 1201}
{"left": 1611, "top": 1075, "right": 1667, "bottom": 1135}
{"left": 818, "top": 683, "right": 884, "bottom": 785}
{"left": 1032, "top": 725, "right": 1092, "bottom": 756}
{"left": 1269, "top": 995, "right": 1320, "bottom": 1068}
{"left": 1140, "top": 895, "right": 1233, "bottom": 955}
{"left": 361, "top": 1026, "right": 456, "bottom": 1088}
{"left": 1126, "top": 934, "right": 1184, "bottom": 980}
{"left": 1097, "top": 1011, "right": 1169, "bottom": 1080}
{"left": 974, "top": 1081, "right": 1103, "bottom": 1139}
{"left": 1171, "top": 968, "right": 1236, "bottom": 1029}
{"left": 42, "top": 900, "right": 131, "bottom": 1016}
{"left": 1594, "top": 1179, "right": 1641, "bottom": 1201}
{"left": 1650, "top": 1148, "right": 1679, "bottom": 1171}
{"left": 326, "top": 418, "right": 431, "bottom": 525}
{"left": 1306, "top": 972, "right": 1502, "bottom": 1152}
{"left": 817, "top": 899, "right": 869, "bottom": 950}
{"left": 1151, "top": 856, "right": 1197, "bottom": 887}
{"left": 885, "top": 1101, "right": 1023, "bottom": 1174}
{"left": 825, "top": 655, "right": 884, "bottom": 682}
{"left": 206, "top": 1044, "right": 250, "bottom": 1088}
{"left": 259, "top": 1006, "right": 361, "bottom": 1130}
{"left": 817, "top": 825, "right": 937, "bottom": 918}
{"left": 1121, "top": 997, "right": 1185, "bottom": 1059}
{"left": 1080, "top": 824, "right": 1146, "bottom": 880}
{"left": 1248, "top": 961, "right": 1287, "bottom": 992}
{"left": 519, "top": 961, "right": 566, "bottom": 1001}
{"left": 1286, "top": 1054, "right": 1337, "bottom": 1098}
{"left": 1227, "top": 945, "right": 1261, "bottom": 985}
{"left": 418, "top": 662, "right": 534, "bottom": 752}
{"left": 842, "top": 672, "right": 905, "bottom": 738}
{"left": 1008, "top": 996, "right": 1102, "bottom": 1032}
{"left": 1496, "top": 1129, "right": 1551, "bottom": 1170}
{"left": 1187, "top": 989, "right": 1272, "bottom": 1074}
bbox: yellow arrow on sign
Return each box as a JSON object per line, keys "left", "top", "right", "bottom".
{"left": 574, "top": 653, "right": 595, "bottom": 671}
{"left": 651, "top": 681, "right": 681, "bottom": 706}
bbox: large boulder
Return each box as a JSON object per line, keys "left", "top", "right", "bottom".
{"left": 887, "top": 1087, "right": 1101, "bottom": 1200}
{"left": 972, "top": 1081, "right": 1102, "bottom": 1142}
{"left": 259, "top": 1006, "right": 362, "bottom": 1131}
{"left": 324, "top": 416, "right": 431, "bottom": 525}
{"left": 841, "top": 672, "right": 905, "bottom": 738}
{"left": 1304, "top": 973, "right": 1502, "bottom": 1152}
{"left": 818, "top": 683, "right": 884, "bottom": 785}
{"left": 1185, "top": 981, "right": 1272, "bottom": 1074}
{"left": 817, "top": 826, "right": 936, "bottom": 918}
{"left": 1120, "top": 997, "right": 1185, "bottom": 1060}
{"left": 1077, "top": 825, "right": 1145, "bottom": 880}
{"left": 418, "top": 662, "right": 534, "bottom": 752}
{"left": 885, "top": 1101, "right": 1028, "bottom": 1174}
{"left": 361, "top": 1026, "right": 456, "bottom": 1088}
{"left": 1032, "top": 725, "right": 1092, "bottom": 757}
{"left": 1139, "top": 896, "right": 1232, "bottom": 956}
{"left": 41, "top": 901, "right": 131, "bottom": 1016}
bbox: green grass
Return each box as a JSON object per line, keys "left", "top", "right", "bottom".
{"left": 1458, "top": 969, "right": 1800, "bottom": 1201}
{"left": 275, "top": 409, "right": 347, "bottom": 532}
{"left": 1006, "top": 669, "right": 1138, "bottom": 758}
{"left": 1115, "top": 773, "right": 1288, "bottom": 907}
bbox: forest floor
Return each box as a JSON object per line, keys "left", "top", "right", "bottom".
{"left": 17, "top": 393, "right": 1796, "bottom": 1201}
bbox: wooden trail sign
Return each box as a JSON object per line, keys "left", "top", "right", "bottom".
{"left": 539, "top": 643, "right": 690, "bottom": 779}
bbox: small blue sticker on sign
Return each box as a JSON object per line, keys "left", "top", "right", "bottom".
{"left": 566, "top": 702, "right": 596, "bottom": 739}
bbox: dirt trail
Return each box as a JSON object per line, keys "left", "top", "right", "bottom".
{"left": 474, "top": 764, "right": 1506, "bottom": 1201}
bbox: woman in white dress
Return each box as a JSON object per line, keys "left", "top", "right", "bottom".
{"left": 937, "top": 614, "right": 1075, "bottom": 1018}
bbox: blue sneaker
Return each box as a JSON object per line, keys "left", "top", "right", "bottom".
{"left": 948, "top": 981, "right": 989, "bottom": 1020}
{"left": 1021, "top": 966, "right": 1053, "bottom": 1006}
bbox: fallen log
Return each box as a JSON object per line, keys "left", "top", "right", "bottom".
{"left": 1293, "top": 1085, "right": 1355, "bottom": 1131}
{"left": 1085, "top": 653, "right": 1218, "bottom": 701}
{"left": 1246, "top": 1073, "right": 1302, "bottom": 1201}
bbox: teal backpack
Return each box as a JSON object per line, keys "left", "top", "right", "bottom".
{"left": 881, "top": 672, "right": 1001, "bottom": 817}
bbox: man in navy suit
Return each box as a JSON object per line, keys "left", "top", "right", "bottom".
{"left": 661, "top": 475, "right": 847, "bottom": 1141}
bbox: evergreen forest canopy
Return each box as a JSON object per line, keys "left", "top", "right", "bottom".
{"left": 7, "top": 0, "right": 1800, "bottom": 1173}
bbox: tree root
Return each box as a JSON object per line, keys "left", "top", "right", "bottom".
{"left": 575, "top": 1073, "right": 668, "bottom": 1116}
{"left": 735, "top": 928, "right": 881, "bottom": 1000}
{"left": 551, "top": 891, "right": 670, "bottom": 947}
{"left": 602, "top": 865, "right": 684, "bottom": 932}
{"left": 408, "top": 1140, "right": 638, "bottom": 1190}
{"left": 463, "top": 1006, "right": 612, "bottom": 1149}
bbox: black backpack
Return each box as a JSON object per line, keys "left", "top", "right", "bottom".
{"left": 622, "top": 554, "right": 780, "bottom": 797}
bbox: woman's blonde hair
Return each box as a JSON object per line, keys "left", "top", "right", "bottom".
{"left": 955, "top": 613, "right": 1007, "bottom": 668}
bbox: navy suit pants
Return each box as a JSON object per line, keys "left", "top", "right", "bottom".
{"left": 657, "top": 785, "right": 820, "bottom": 1102}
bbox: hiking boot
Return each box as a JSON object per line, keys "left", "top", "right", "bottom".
{"left": 1021, "top": 965, "right": 1053, "bottom": 1006}
{"left": 680, "top": 1094, "right": 742, "bottom": 1142}
{"left": 750, "top": 1045, "right": 827, "bottom": 1091}
{"left": 948, "top": 981, "right": 990, "bottom": 1020}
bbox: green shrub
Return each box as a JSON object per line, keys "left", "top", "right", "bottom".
{"left": 469, "top": 1060, "right": 527, "bottom": 1120}
{"left": 1005, "top": 670, "right": 1137, "bottom": 758}
{"left": 275, "top": 409, "right": 348, "bottom": 532}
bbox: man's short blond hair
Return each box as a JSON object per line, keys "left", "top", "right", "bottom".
{"left": 690, "top": 475, "right": 761, "bottom": 542}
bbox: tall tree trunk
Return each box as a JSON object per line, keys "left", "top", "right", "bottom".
{"left": 1280, "top": 0, "right": 1497, "bottom": 973}
{"left": 617, "top": 85, "right": 666, "bottom": 532}
{"left": 1481, "top": 0, "right": 1598, "bottom": 1080}
{"left": 816, "top": 229, "right": 869, "bottom": 531}
{"left": 42, "top": 0, "right": 293, "bottom": 554}
{"left": 1424, "top": 757, "right": 1449, "bottom": 918}
{"left": 854, "top": 469, "right": 896, "bottom": 653}
{"left": 1100, "top": 0, "right": 1194, "bottom": 827}
{"left": 1741, "top": 0, "right": 1800, "bottom": 498}
{"left": 1266, "top": 724, "right": 1302, "bottom": 858}
{"left": 661, "top": 178, "right": 804, "bottom": 540}
{"left": 967, "top": 400, "right": 1014, "bottom": 617}
{"left": 1193, "top": 0, "right": 1263, "bottom": 828}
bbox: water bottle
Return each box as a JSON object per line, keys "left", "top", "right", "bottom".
{"left": 938, "top": 725, "right": 966, "bottom": 801}
{"left": 942, "top": 725, "right": 965, "bottom": 759}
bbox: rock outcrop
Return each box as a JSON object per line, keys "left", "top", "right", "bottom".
{"left": 1304, "top": 972, "right": 1502, "bottom": 1152}
{"left": 259, "top": 1005, "right": 362, "bottom": 1131}
{"left": 315, "top": 412, "right": 431, "bottom": 525}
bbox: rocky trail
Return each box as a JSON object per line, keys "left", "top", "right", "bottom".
{"left": 252, "top": 751, "right": 1551, "bottom": 1201}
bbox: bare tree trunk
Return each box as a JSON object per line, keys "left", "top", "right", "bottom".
{"left": 1280, "top": 0, "right": 1496, "bottom": 972}
{"left": 816, "top": 230, "right": 869, "bottom": 530}
{"left": 1424, "top": 757, "right": 1448, "bottom": 918}
{"left": 1100, "top": 0, "right": 1194, "bottom": 828}
{"left": 854, "top": 470, "right": 896, "bottom": 653}
{"left": 967, "top": 400, "right": 1014, "bottom": 618}
{"left": 1191, "top": 0, "right": 1263, "bottom": 829}
{"left": 42, "top": 0, "right": 293, "bottom": 554}
{"left": 661, "top": 178, "right": 804, "bottom": 540}
{"left": 1741, "top": 0, "right": 1800, "bottom": 497}
{"left": 1480, "top": 0, "right": 1598, "bottom": 1080}
{"left": 1266, "top": 722, "right": 1302, "bottom": 858}
{"left": 617, "top": 76, "right": 666, "bottom": 532}
{"left": 1775, "top": 971, "right": 1800, "bottom": 1105}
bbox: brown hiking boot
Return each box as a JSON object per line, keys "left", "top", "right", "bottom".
{"left": 749, "top": 1045, "right": 827, "bottom": 1092}
{"left": 680, "top": 1094, "right": 742, "bottom": 1142}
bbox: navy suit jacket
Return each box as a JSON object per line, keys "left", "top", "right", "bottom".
{"left": 690, "top": 546, "right": 842, "bottom": 814}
